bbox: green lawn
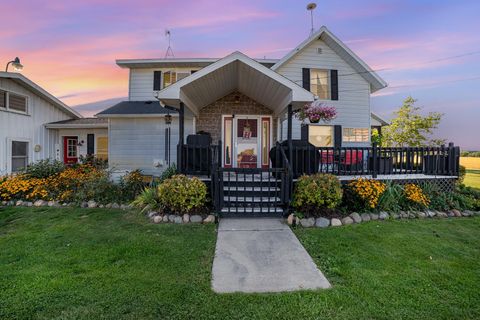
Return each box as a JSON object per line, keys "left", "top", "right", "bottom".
{"left": 465, "top": 169, "right": 480, "bottom": 190}
{"left": 1, "top": 208, "right": 480, "bottom": 319}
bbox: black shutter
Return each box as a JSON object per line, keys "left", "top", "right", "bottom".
{"left": 301, "top": 124, "right": 309, "bottom": 141}
{"left": 153, "top": 71, "right": 162, "bottom": 91}
{"left": 87, "top": 134, "right": 94, "bottom": 155}
{"left": 330, "top": 69, "right": 338, "bottom": 100}
{"left": 334, "top": 125, "right": 342, "bottom": 148}
{"left": 302, "top": 68, "right": 310, "bottom": 90}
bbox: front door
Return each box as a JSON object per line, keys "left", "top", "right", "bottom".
{"left": 63, "top": 136, "right": 78, "bottom": 164}
{"left": 222, "top": 115, "right": 271, "bottom": 168}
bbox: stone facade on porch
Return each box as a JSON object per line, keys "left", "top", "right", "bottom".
{"left": 196, "top": 91, "right": 278, "bottom": 142}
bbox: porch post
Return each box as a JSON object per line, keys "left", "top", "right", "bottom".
{"left": 178, "top": 102, "right": 185, "bottom": 173}
{"left": 287, "top": 104, "right": 293, "bottom": 162}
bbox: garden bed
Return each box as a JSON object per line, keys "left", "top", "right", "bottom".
{"left": 289, "top": 209, "right": 480, "bottom": 228}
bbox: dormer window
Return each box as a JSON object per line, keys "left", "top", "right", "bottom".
{"left": 310, "top": 69, "right": 330, "bottom": 100}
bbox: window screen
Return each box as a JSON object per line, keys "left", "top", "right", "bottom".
{"left": 11, "top": 141, "right": 28, "bottom": 172}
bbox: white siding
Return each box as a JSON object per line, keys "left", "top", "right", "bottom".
{"left": 57, "top": 128, "right": 108, "bottom": 160}
{"left": 0, "top": 78, "right": 72, "bottom": 174}
{"left": 108, "top": 117, "right": 194, "bottom": 176}
{"left": 276, "top": 38, "right": 371, "bottom": 146}
{"left": 129, "top": 67, "right": 199, "bottom": 101}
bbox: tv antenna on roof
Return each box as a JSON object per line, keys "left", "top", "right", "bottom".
{"left": 306, "top": 3, "right": 317, "bottom": 35}
{"left": 164, "top": 29, "right": 174, "bottom": 59}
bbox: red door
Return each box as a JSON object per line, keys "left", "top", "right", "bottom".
{"left": 63, "top": 136, "right": 78, "bottom": 164}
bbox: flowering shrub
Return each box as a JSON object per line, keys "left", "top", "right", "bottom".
{"left": 295, "top": 101, "right": 337, "bottom": 123}
{"left": 292, "top": 174, "right": 343, "bottom": 217}
{"left": 0, "top": 174, "right": 46, "bottom": 200}
{"left": 120, "top": 169, "right": 144, "bottom": 200}
{"left": 0, "top": 160, "right": 146, "bottom": 204}
{"left": 157, "top": 175, "right": 207, "bottom": 215}
{"left": 346, "top": 178, "right": 387, "bottom": 210}
{"left": 404, "top": 183, "right": 430, "bottom": 208}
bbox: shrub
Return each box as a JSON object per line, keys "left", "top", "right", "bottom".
{"left": 157, "top": 175, "right": 207, "bottom": 214}
{"left": 160, "top": 164, "right": 177, "bottom": 182}
{"left": 458, "top": 165, "right": 466, "bottom": 184}
{"left": 377, "top": 182, "right": 403, "bottom": 212}
{"left": 23, "top": 159, "right": 65, "bottom": 179}
{"left": 403, "top": 183, "right": 430, "bottom": 209}
{"left": 131, "top": 187, "right": 160, "bottom": 213}
{"left": 292, "top": 174, "right": 343, "bottom": 217}
{"left": 344, "top": 178, "right": 386, "bottom": 211}
{"left": 0, "top": 174, "right": 46, "bottom": 201}
{"left": 120, "top": 169, "right": 144, "bottom": 199}
{"left": 78, "top": 154, "right": 108, "bottom": 170}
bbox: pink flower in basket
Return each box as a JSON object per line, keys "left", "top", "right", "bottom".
{"left": 295, "top": 101, "right": 337, "bottom": 123}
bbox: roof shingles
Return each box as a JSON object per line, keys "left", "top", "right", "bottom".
{"left": 96, "top": 101, "right": 175, "bottom": 116}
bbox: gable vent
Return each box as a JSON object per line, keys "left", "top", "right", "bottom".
{"left": 317, "top": 48, "right": 323, "bottom": 54}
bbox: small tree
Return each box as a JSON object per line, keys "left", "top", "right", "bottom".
{"left": 381, "top": 97, "right": 444, "bottom": 147}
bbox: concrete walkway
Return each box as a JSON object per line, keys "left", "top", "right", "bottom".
{"left": 211, "top": 218, "right": 331, "bottom": 293}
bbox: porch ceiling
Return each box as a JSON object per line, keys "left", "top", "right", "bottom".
{"left": 157, "top": 52, "right": 314, "bottom": 116}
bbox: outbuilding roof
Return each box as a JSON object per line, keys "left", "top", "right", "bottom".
{"left": 96, "top": 101, "right": 176, "bottom": 117}
{"left": 0, "top": 72, "right": 82, "bottom": 118}
{"left": 45, "top": 118, "right": 107, "bottom": 128}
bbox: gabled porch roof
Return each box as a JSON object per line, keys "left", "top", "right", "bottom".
{"left": 156, "top": 51, "right": 314, "bottom": 116}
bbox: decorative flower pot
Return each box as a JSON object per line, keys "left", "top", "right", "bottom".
{"left": 309, "top": 118, "right": 320, "bottom": 124}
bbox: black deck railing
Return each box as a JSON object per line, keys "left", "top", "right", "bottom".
{"left": 275, "top": 142, "right": 460, "bottom": 178}
{"left": 179, "top": 143, "right": 220, "bottom": 176}
{"left": 178, "top": 142, "right": 460, "bottom": 178}
{"left": 178, "top": 142, "right": 460, "bottom": 215}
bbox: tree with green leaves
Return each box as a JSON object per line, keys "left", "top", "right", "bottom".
{"left": 380, "top": 97, "right": 445, "bottom": 147}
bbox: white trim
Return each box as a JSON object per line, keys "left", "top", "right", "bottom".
{"left": 0, "top": 72, "right": 82, "bottom": 118}
{"left": 156, "top": 51, "right": 314, "bottom": 114}
{"left": 221, "top": 114, "right": 273, "bottom": 168}
{"left": 116, "top": 57, "right": 279, "bottom": 68}
{"left": 6, "top": 137, "right": 32, "bottom": 174}
{"left": 371, "top": 112, "right": 389, "bottom": 126}
{"left": 45, "top": 123, "right": 108, "bottom": 129}
{"left": 96, "top": 113, "right": 179, "bottom": 118}
{"left": 271, "top": 26, "right": 387, "bottom": 92}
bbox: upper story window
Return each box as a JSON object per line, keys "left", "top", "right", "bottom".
{"left": 162, "top": 71, "right": 191, "bottom": 89}
{"left": 0, "top": 89, "right": 28, "bottom": 114}
{"left": 310, "top": 69, "right": 330, "bottom": 100}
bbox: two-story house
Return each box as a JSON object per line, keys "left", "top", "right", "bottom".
{"left": 97, "top": 26, "right": 387, "bottom": 177}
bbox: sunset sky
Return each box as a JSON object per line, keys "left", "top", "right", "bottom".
{"left": 1, "top": 0, "right": 479, "bottom": 149}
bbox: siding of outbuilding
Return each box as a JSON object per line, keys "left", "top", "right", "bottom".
{"left": 56, "top": 128, "right": 108, "bottom": 159}
{"left": 108, "top": 117, "right": 194, "bottom": 176}
{"left": 0, "top": 78, "right": 72, "bottom": 174}
{"left": 276, "top": 38, "right": 371, "bottom": 147}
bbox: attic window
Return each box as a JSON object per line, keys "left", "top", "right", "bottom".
{"left": 317, "top": 48, "right": 323, "bottom": 54}
{"left": 0, "top": 89, "right": 28, "bottom": 114}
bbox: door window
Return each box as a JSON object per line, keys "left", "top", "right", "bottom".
{"left": 236, "top": 119, "right": 258, "bottom": 168}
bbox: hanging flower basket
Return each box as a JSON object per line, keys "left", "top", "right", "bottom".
{"left": 294, "top": 101, "right": 337, "bottom": 124}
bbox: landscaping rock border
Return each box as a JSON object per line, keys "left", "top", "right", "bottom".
{"left": 287, "top": 210, "right": 480, "bottom": 228}
{"left": 1, "top": 200, "right": 133, "bottom": 210}
{"left": 148, "top": 212, "right": 216, "bottom": 224}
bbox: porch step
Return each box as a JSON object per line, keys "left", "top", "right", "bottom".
{"left": 221, "top": 207, "right": 284, "bottom": 214}
{"left": 224, "top": 196, "right": 281, "bottom": 203}
{"left": 223, "top": 186, "right": 280, "bottom": 192}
